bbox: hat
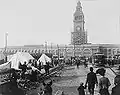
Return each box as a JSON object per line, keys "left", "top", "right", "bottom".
{"left": 80, "top": 82, "right": 83, "bottom": 86}
{"left": 96, "top": 68, "right": 106, "bottom": 76}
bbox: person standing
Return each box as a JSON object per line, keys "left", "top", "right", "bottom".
{"left": 83, "top": 59, "right": 88, "bottom": 68}
{"left": 98, "top": 68, "right": 111, "bottom": 95}
{"left": 42, "top": 80, "right": 53, "bottom": 95}
{"left": 38, "top": 60, "right": 41, "bottom": 71}
{"left": 77, "top": 82, "right": 86, "bottom": 95}
{"left": 34, "top": 60, "right": 37, "bottom": 68}
{"left": 44, "top": 62, "right": 50, "bottom": 75}
{"left": 21, "top": 61, "right": 27, "bottom": 79}
{"left": 111, "top": 75, "right": 120, "bottom": 95}
{"left": 85, "top": 67, "right": 98, "bottom": 95}
{"left": 76, "top": 59, "right": 80, "bottom": 69}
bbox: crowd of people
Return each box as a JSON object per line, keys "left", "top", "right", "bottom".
{"left": 65, "top": 57, "right": 89, "bottom": 68}
{"left": 65, "top": 56, "right": 120, "bottom": 68}
{"left": 17, "top": 56, "right": 120, "bottom": 95}
{"left": 64, "top": 55, "right": 120, "bottom": 95}
{"left": 4, "top": 57, "right": 63, "bottom": 95}
{"left": 1, "top": 54, "right": 120, "bottom": 95}
{"left": 39, "top": 62, "right": 120, "bottom": 95}
{"left": 77, "top": 67, "right": 120, "bottom": 95}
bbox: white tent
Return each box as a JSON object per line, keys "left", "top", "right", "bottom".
{"left": 37, "top": 54, "right": 51, "bottom": 65}
{"left": 7, "top": 55, "right": 14, "bottom": 62}
{"left": 8, "top": 52, "right": 34, "bottom": 70}
{"left": 0, "top": 62, "right": 11, "bottom": 70}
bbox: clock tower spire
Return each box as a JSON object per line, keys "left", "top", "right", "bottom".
{"left": 74, "top": 0, "right": 84, "bottom": 32}
{"left": 71, "top": 1, "right": 87, "bottom": 45}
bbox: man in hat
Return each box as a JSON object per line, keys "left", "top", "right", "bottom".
{"left": 85, "top": 67, "right": 98, "bottom": 95}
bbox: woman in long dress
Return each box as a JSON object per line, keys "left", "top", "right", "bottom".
{"left": 98, "top": 68, "right": 111, "bottom": 95}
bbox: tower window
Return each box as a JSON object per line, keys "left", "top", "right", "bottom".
{"left": 79, "top": 16, "right": 82, "bottom": 20}
{"left": 75, "top": 16, "right": 77, "bottom": 20}
{"left": 75, "top": 16, "right": 82, "bottom": 20}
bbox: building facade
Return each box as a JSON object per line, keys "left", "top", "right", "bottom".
{"left": 0, "top": 44, "right": 120, "bottom": 59}
{"left": 0, "top": 1, "right": 120, "bottom": 59}
{"left": 71, "top": 1, "right": 87, "bottom": 45}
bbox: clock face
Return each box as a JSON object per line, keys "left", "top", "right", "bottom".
{"left": 76, "top": 26, "right": 81, "bottom": 32}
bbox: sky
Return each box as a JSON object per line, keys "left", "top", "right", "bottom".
{"left": 0, "top": 0, "right": 120, "bottom": 48}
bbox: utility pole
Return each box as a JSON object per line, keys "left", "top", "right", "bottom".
{"left": 57, "top": 44, "right": 59, "bottom": 61}
{"left": 4, "top": 33, "right": 8, "bottom": 62}
{"left": 65, "top": 45, "right": 67, "bottom": 58}
{"left": 73, "top": 40, "right": 76, "bottom": 58}
{"left": 45, "top": 41, "right": 47, "bottom": 53}
{"left": 51, "top": 43, "right": 52, "bottom": 54}
{"left": 119, "top": 16, "right": 120, "bottom": 32}
{"left": 82, "top": 44, "right": 85, "bottom": 57}
{"left": 74, "top": 43, "right": 75, "bottom": 58}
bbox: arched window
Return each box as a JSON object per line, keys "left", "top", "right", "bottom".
{"left": 42, "top": 50, "right": 44, "bottom": 53}
{"left": 15, "top": 50, "right": 17, "bottom": 53}
{"left": 38, "top": 49, "right": 40, "bottom": 53}
{"left": 117, "top": 49, "right": 120, "bottom": 53}
{"left": 12, "top": 50, "right": 15, "bottom": 53}
{"left": 27, "top": 50, "right": 30, "bottom": 53}
{"left": 34, "top": 49, "right": 37, "bottom": 53}
{"left": 108, "top": 49, "right": 111, "bottom": 52}
{"left": 48, "top": 50, "right": 50, "bottom": 53}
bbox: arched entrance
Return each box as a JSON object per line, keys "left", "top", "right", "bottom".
{"left": 83, "top": 48, "right": 92, "bottom": 57}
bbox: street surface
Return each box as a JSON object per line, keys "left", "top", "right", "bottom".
{"left": 52, "top": 63, "right": 116, "bottom": 95}
{"left": 27, "top": 63, "right": 117, "bottom": 95}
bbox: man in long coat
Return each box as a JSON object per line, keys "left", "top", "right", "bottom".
{"left": 85, "top": 67, "right": 98, "bottom": 95}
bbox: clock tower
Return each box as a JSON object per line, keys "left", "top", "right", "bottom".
{"left": 71, "top": 1, "right": 87, "bottom": 45}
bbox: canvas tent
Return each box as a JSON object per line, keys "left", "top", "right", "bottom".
{"left": 0, "top": 62, "right": 11, "bottom": 70}
{"left": 37, "top": 54, "right": 51, "bottom": 65}
{"left": 7, "top": 55, "right": 14, "bottom": 62}
{"left": 7, "top": 52, "right": 34, "bottom": 70}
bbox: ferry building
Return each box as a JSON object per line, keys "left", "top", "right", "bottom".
{"left": 0, "top": 1, "right": 120, "bottom": 59}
